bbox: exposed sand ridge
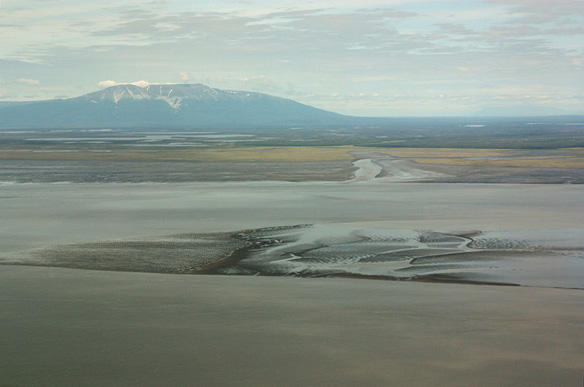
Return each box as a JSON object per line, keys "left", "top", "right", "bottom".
{"left": 4, "top": 224, "right": 582, "bottom": 289}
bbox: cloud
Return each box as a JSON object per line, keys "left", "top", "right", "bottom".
{"left": 3, "top": 1, "right": 583, "bottom": 114}
{"left": 16, "top": 78, "right": 40, "bottom": 85}
{"left": 98, "top": 80, "right": 150, "bottom": 88}
{"left": 98, "top": 80, "right": 118, "bottom": 88}
{"left": 132, "top": 80, "right": 150, "bottom": 88}
{"left": 178, "top": 72, "right": 191, "bottom": 82}
{"left": 239, "top": 75, "right": 281, "bottom": 93}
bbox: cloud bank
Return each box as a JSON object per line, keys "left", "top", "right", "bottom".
{"left": 1, "top": 0, "right": 582, "bottom": 115}
{"left": 98, "top": 80, "right": 151, "bottom": 88}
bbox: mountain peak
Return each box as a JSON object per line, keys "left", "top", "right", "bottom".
{"left": 82, "top": 84, "right": 153, "bottom": 104}
{"left": 79, "top": 83, "right": 269, "bottom": 108}
{"left": 0, "top": 83, "right": 345, "bottom": 128}
{"left": 144, "top": 83, "right": 221, "bottom": 102}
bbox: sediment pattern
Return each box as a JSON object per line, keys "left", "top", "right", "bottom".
{"left": 2, "top": 225, "right": 583, "bottom": 288}
{"left": 6, "top": 233, "right": 247, "bottom": 274}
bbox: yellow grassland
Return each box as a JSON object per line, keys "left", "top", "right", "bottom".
{"left": 0, "top": 146, "right": 360, "bottom": 162}
{"left": 377, "top": 148, "right": 515, "bottom": 158}
{"left": 1, "top": 145, "right": 583, "bottom": 168}
{"left": 412, "top": 156, "right": 584, "bottom": 169}
{"left": 376, "top": 148, "right": 584, "bottom": 169}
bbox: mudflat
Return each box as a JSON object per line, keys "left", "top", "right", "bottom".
{"left": 1, "top": 161, "right": 583, "bottom": 385}
{"left": 1, "top": 266, "right": 582, "bottom": 386}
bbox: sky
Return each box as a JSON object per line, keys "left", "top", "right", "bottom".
{"left": 1, "top": 0, "right": 583, "bottom": 116}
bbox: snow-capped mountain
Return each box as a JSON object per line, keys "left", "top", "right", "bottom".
{"left": 0, "top": 84, "right": 347, "bottom": 129}
{"left": 80, "top": 84, "right": 295, "bottom": 110}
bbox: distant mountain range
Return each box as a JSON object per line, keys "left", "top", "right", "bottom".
{"left": 0, "top": 84, "right": 346, "bottom": 129}
{"left": 0, "top": 84, "right": 581, "bottom": 129}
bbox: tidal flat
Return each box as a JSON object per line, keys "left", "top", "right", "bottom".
{"left": 1, "top": 169, "right": 583, "bottom": 385}
{"left": 2, "top": 266, "right": 582, "bottom": 386}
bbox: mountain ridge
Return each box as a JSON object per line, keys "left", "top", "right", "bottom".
{"left": 0, "top": 83, "right": 347, "bottom": 129}
{"left": 1, "top": 84, "right": 582, "bottom": 129}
